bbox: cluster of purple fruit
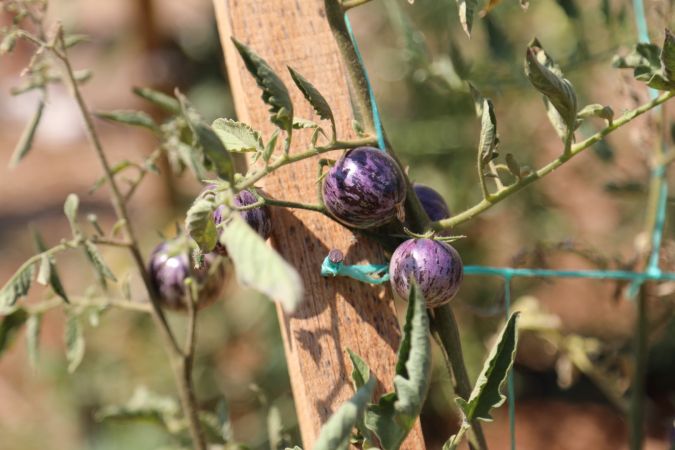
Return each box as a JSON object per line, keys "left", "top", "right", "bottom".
{"left": 322, "top": 146, "right": 463, "bottom": 307}
{"left": 148, "top": 189, "right": 271, "bottom": 310}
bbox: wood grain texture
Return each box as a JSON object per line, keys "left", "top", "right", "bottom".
{"left": 212, "top": 1, "right": 426, "bottom": 448}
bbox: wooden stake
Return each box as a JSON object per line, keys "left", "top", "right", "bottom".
{"left": 213, "top": 1, "right": 426, "bottom": 448}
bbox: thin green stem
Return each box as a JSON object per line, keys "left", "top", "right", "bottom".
{"left": 432, "top": 90, "right": 675, "bottom": 231}
{"left": 261, "top": 196, "right": 326, "bottom": 214}
{"left": 236, "top": 136, "right": 376, "bottom": 191}
{"left": 430, "top": 306, "right": 488, "bottom": 450}
{"left": 54, "top": 30, "right": 206, "bottom": 450}
{"left": 27, "top": 296, "right": 152, "bottom": 315}
{"left": 444, "top": 422, "right": 470, "bottom": 450}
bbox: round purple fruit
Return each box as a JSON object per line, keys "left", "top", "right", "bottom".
{"left": 389, "top": 238, "right": 463, "bottom": 308}
{"left": 148, "top": 240, "right": 225, "bottom": 310}
{"left": 212, "top": 189, "right": 272, "bottom": 254}
{"left": 322, "top": 146, "right": 406, "bottom": 228}
{"left": 414, "top": 183, "right": 451, "bottom": 221}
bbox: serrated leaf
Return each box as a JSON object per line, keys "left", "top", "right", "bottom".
{"left": 132, "top": 87, "right": 181, "bottom": 114}
{"left": 613, "top": 41, "right": 675, "bottom": 90}
{"left": 84, "top": 241, "right": 117, "bottom": 286}
{"left": 0, "top": 263, "right": 35, "bottom": 308}
{"left": 288, "top": 67, "right": 334, "bottom": 129}
{"left": 478, "top": 98, "right": 498, "bottom": 167}
{"left": 220, "top": 214, "right": 303, "bottom": 312}
{"left": 365, "top": 283, "right": 431, "bottom": 450}
{"left": 291, "top": 117, "right": 319, "bottom": 129}
{"left": 263, "top": 128, "right": 280, "bottom": 163}
{"left": 64, "top": 193, "right": 79, "bottom": 233}
{"left": 186, "top": 197, "right": 217, "bottom": 253}
{"left": 176, "top": 91, "right": 235, "bottom": 183}
{"left": 661, "top": 29, "right": 675, "bottom": 81}
{"left": 8, "top": 99, "right": 43, "bottom": 168}
{"left": 94, "top": 110, "right": 158, "bottom": 131}
{"left": 32, "top": 230, "right": 69, "bottom": 303}
{"left": 0, "top": 308, "right": 28, "bottom": 357}
{"left": 456, "top": 312, "right": 519, "bottom": 422}
{"left": 64, "top": 312, "right": 85, "bottom": 373}
{"left": 314, "top": 375, "right": 376, "bottom": 450}
{"left": 232, "top": 39, "right": 294, "bottom": 130}
{"left": 456, "top": 0, "right": 478, "bottom": 37}
{"left": 525, "top": 43, "right": 578, "bottom": 139}
{"left": 212, "top": 118, "right": 263, "bottom": 152}
{"left": 347, "top": 348, "right": 371, "bottom": 390}
{"left": 577, "top": 104, "right": 614, "bottom": 125}
{"left": 26, "top": 313, "right": 41, "bottom": 368}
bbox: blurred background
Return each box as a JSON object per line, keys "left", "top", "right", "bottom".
{"left": 0, "top": 0, "right": 674, "bottom": 449}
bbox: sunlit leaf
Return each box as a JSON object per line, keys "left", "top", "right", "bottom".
{"left": 132, "top": 87, "right": 181, "bottom": 114}
{"left": 94, "top": 110, "right": 159, "bottom": 132}
{"left": 478, "top": 98, "right": 498, "bottom": 167}
{"left": 8, "top": 99, "right": 44, "bottom": 168}
{"left": 456, "top": 312, "right": 519, "bottom": 422}
{"left": 221, "top": 214, "right": 303, "bottom": 312}
{"left": 288, "top": 67, "right": 334, "bottom": 130}
{"left": 64, "top": 312, "right": 85, "bottom": 373}
{"left": 232, "top": 39, "right": 294, "bottom": 130}
{"left": 212, "top": 118, "right": 263, "bottom": 152}
{"left": 455, "top": 0, "right": 478, "bottom": 37}
{"left": 186, "top": 196, "right": 217, "bottom": 253}
{"left": 0, "top": 263, "right": 35, "bottom": 308}
{"left": 26, "top": 313, "right": 41, "bottom": 368}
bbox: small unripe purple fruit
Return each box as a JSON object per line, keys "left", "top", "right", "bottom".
{"left": 148, "top": 240, "right": 225, "bottom": 310}
{"left": 212, "top": 189, "right": 272, "bottom": 254}
{"left": 389, "top": 238, "right": 463, "bottom": 308}
{"left": 322, "top": 147, "right": 406, "bottom": 228}
{"left": 413, "top": 183, "right": 451, "bottom": 221}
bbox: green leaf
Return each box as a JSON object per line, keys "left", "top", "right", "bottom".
{"left": 525, "top": 41, "right": 578, "bottom": 139}
{"left": 455, "top": 0, "right": 478, "bottom": 37}
{"left": 186, "top": 196, "right": 218, "bottom": 253}
{"left": 661, "top": 28, "right": 675, "bottom": 81}
{"left": 291, "top": 117, "right": 319, "bottom": 129}
{"left": 0, "top": 308, "right": 28, "bottom": 357}
{"left": 364, "top": 283, "right": 431, "bottom": 450}
{"left": 176, "top": 91, "right": 235, "bottom": 183}
{"left": 89, "top": 160, "right": 133, "bottom": 194}
{"left": 37, "top": 254, "right": 51, "bottom": 286}
{"left": 64, "top": 193, "right": 79, "bottom": 233}
{"left": 288, "top": 67, "right": 334, "bottom": 129}
{"left": 314, "top": 376, "right": 376, "bottom": 450}
{"left": 32, "top": 230, "right": 69, "bottom": 303}
{"left": 8, "top": 99, "right": 44, "bottom": 168}
{"left": 577, "top": 104, "right": 614, "bottom": 125}
{"left": 26, "top": 313, "right": 41, "bottom": 368}
{"left": 0, "top": 263, "right": 35, "bottom": 308}
{"left": 347, "top": 348, "right": 371, "bottom": 390}
{"left": 263, "top": 128, "right": 280, "bottom": 163}
{"left": 84, "top": 241, "right": 117, "bottom": 285}
{"left": 132, "top": 86, "right": 181, "bottom": 114}
{"left": 212, "top": 118, "right": 263, "bottom": 153}
{"left": 220, "top": 214, "right": 303, "bottom": 312}
{"left": 478, "top": 98, "right": 498, "bottom": 167}
{"left": 64, "top": 311, "right": 85, "bottom": 373}
{"left": 63, "top": 33, "right": 89, "bottom": 49}
{"left": 232, "top": 39, "right": 294, "bottom": 130}
{"left": 94, "top": 110, "right": 158, "bottom": 131}
{"left": 456, "top": 312, "right": 519, "bottom": 422}
{"left": 612, "top": 41, "right": 675, "bottom": 90}
{"left": 0, "top": 30, "right": 18, "bottom": 54}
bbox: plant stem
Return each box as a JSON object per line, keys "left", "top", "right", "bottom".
{"left": 432, "top": 90, "right": 675, "bottom": 231}
{"left": 260, "top": 196, "right": 327, "bottom": 214}
{"left": 431, "top": 306, "right": 488, "bottom": 450}
{"left": 27, "top": 296, "right": 152, "bottom": 315}
{"left": 54, "top": 31, "right": 206, "bottom": 450}
{"left": 236, "top": 137, "right": 376, "bottom": 191}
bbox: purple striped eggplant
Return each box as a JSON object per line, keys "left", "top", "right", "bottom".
{"left": 413, "top": 183, "right": 451, "bottom": 221}
{"left": 148, "top": 240, "right": 225, "bottom": 310}
{"left": 212, "top": 188, "right": 272, "bottom": 254}
{"left": 389, "top": 238, "right": 463, "bottom": 308}
{"left": 322, "top": 146, "right": 406, "bottom": 228}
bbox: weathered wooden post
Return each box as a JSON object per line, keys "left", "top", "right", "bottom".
{"left": 212, "top": 1, "right": 426, "bottom": 448}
